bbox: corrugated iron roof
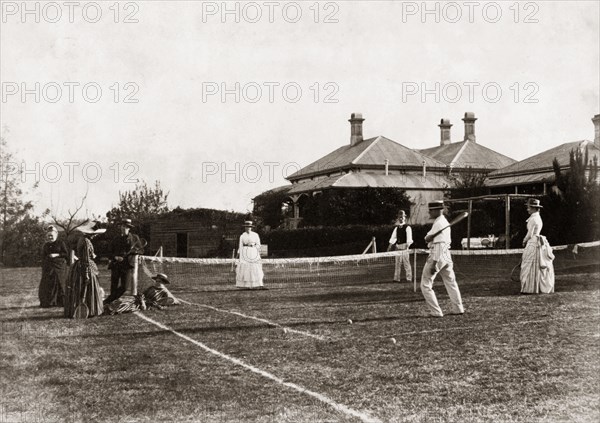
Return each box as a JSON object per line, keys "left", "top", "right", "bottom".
{"left": 488, "top": 140, "right": 599, "bottom": 177}
{"left": 335, "top": 172, "right": 450, "bottom": 189}
{"left": 419, "top": 140, "right": 516, "bottom": 170}
{"left": 287, "top": 176, "right": 343, "bottom": 195}
{"left": 287, "top": 136, "right": 447, "bottom": 180}
{"left": 352, "top": 136, "right": 446, "bottom": 168}
{"left": 252, "top": 185, "right": 293, "bottom": 201}
{"left": 485, "top": 171, "right": 556, "bottom": 187}
{"left": 286, "top": 172, "right": 450, "bottom": 194}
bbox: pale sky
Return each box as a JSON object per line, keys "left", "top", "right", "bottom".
{"left": 1, "top": 0, "right": 599, "bottom": 218}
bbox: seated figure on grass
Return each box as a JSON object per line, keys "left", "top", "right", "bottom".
{"left": 103, "top": 273, "right": 180, "bottom": 315}
{"left": 143, "top": 273, "right": 180, "bottom": 308}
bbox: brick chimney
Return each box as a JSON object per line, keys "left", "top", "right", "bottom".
{"left": 439, "top": 118, "right": 452, "bottom": 146}
{"left": 349, "top": 113, "right": 365, "bottom": 146}
{"left": 593, "top": 114, "right": 600, "bottom": 149}
{"left": 462, "top": 112, "right": 477, "bottom": 142}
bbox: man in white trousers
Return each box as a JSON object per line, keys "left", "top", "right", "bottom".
{"left": 421, "top": 200, "right": 464, "bottom": 317}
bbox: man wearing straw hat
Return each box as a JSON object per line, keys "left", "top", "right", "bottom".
{"left": 387, "top": 210, "right": 413, "bottom": 283}
{"left": 104, "top": 218, "right": 143, "bottom": 304}
{"left": 420, "top": 200, "right": 464, "bottom": 317}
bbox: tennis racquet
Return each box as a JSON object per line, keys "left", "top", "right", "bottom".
{"left": 74, "top": 280, "right": 89, "bottom": 319}
{"left": 129, "top": 238, "right": 147, "bottom": 255}
{"left": 127, "top": 238, "right": 147, "bottom": 266}
{"left": 428, "top": 211, "right": 469, "bottom": 239}
{"left": 510, "top": 262, "right": 522, "bottom": 282}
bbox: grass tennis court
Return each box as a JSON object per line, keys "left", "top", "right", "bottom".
{"left": 1, "top": 262, "right": 599, "bottom": 422}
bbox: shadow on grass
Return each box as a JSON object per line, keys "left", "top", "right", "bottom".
{"left": 172, "top": 279, "right": 392, "bottom": 295}
{"left": 1, "top": 313, "right": 65, "bottom": 322}
{"left": 0, "top": 305, "right": 43, "bottom": 311}
{"left": 62, "top": 312, "right": 415, "bottom": 341}
{"left": 293, "top": 287, "right": 420, "bottom": 303}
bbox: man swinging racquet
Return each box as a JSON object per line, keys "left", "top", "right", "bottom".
{"left": 420, "top": 201, "right": 466, "bottom": 318}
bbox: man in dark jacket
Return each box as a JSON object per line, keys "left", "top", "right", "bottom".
{"left": 104, "top": 218, "right": 143, "bottom": 304}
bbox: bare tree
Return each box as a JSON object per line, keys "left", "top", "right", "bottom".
{"left": 50, "top": 186, "right": 91, "bottom": 238}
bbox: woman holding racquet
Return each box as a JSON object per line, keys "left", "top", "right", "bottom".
{"left": 64, "top": 221, "right": 106, "bottom": 319}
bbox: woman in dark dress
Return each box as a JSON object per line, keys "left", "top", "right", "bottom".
{"left": 64, "top": 222, "right": 106, "bottom": 318}
{"left": 39, "top": 226, "right": 69, "bottom": 308}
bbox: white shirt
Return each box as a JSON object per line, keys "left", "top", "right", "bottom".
{"left": 388, "top": 225, "right": 413, "bottom": 246}
{"left": 426, "top": 215, "right": 452, "bottom": 262}
{"left": 426, "top": 215, "right": 451, "bottom": 244}
{"left": 239, "top": 231, "right": 261, "bottom": 249}
{"left": 238, "top": 231, "right": 261, "bottom": 263}
{"left": 524, "top": 212, "right": 542, "bottom": 244}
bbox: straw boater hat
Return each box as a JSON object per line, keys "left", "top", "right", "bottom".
{"left": 152, "top": 273, "right": 170, "bottom": 285}
{"left": 243, "top": 220, "right": 254, "bottom": 227}
{"left": 428, "top": 200, "right": 445, "bottom": 210}
{"left": 526, "top": 198, "right": 543, "bottom": 208}
{"left": 398, "top": 210, "right": 407, "bottom": 217}
{"left": 121, "top": 218, "right": 134, "bottom": 228}
{"left": 78, "top": 221, "right": 107, "bottom": 235}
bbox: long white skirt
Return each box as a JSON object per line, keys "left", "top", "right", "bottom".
{"left": 236, "top": 246, "right": 264, "bottom": 288}
{"left": 520, "top": 239, "right": 554, "bottom": 294}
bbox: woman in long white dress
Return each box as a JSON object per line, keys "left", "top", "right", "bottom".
{"left": 520, "top": 198, "right": 555, "bottom": 294}
{"left": 236, "top": 221, "right": 265, "bottom": 289}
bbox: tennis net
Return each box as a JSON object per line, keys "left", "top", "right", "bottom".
{"left": 138, "top": 240, "right": 600, "bottom": 292}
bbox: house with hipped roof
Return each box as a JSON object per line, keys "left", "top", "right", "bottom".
{"left": 256, "top": 112, "right": 599, "bottom": 229}
{"left": 419, "top": 113, "right": 515, "bottom": 172}
{"left": 485, "top": 114, "right": 600, "bottom": 194}
{"left": 272, "top": 112, "right": 516, "bottom": 226}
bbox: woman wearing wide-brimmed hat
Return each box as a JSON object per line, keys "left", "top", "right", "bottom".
{"left": 38, "top": 225, "right": 69, "bottom": 308}
{"left": 236, "top": 221, "right": 264, "bottom": 289}
{"left": 520, "top": 198, "right": 555, "bottom": 294}
{"left": 64, "top": 221, "right": 106, "bottom": 318}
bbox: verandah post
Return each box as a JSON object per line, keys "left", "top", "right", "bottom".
{"left": 505, "top": 194, "right": 511, "bottom": 250}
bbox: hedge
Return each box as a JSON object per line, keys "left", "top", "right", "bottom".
{"left": 262, "top": 224, "right": 432, "bottom": 257}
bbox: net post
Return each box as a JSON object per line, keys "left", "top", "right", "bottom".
{"left": 125, "top": 256, "right": 139, "bottom": 296}
{"left": 372, "top": 237, "right": 377, "bottom": 253}
{"left": 505, "top": 194, "right": 511, "bottom": 250}
{"left": 413, "top": 248, "right": 417, "bottom": 292}
{"left": 133, "top": 256, "right": 139, "bottom": 295}
{"left": 467, "top": 200, "right": 472, "bottom": 250}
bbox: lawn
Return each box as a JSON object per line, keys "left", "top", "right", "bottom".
{"left": 1, "top": 261, "right": 599, "bottom": 423}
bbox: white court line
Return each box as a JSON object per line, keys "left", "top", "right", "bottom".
{"left": 134, "top": 312, "right": 381, "bottom": 423}
{"left": 382, "top": 313, "right": 600, "bottom": 338}
{"left": 178, "top": 299, "right": 326, "bottom": 341}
